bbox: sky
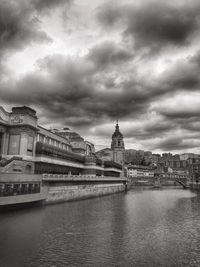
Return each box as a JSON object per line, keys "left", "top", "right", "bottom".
{"left": 1, "top": 0, "right": 200, "bottom": 154}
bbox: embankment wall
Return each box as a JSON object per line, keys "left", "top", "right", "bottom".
{"left": 45, "top": 183, "right": 126, "bottom": 204}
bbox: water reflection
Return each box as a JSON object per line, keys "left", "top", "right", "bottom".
{"left": 0, "top": 189, "right": 200, "bottom": 267}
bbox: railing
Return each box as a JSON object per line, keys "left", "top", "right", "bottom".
{"left": 42, "top": 173, "right": 127, "bottom": 181}
{"left": 36, "top": 142, "right": 85, "bottom": 163}
{"left": 0, "top": 156, "right": 23, "bottom": 167}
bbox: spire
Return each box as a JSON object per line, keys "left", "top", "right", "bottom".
{"left": 115, "top": 120, "right": 119, "bottom": 131}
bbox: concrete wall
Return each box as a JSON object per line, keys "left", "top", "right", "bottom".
{"left": 45, "top": 183, "right": 125, "bottom": 204}
{"left": 0, "top": 173, "right": 127, "bottom": 206}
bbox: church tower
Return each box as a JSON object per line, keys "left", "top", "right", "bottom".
{"left": 111, "top": 121, "right": 125, "bottom": 165}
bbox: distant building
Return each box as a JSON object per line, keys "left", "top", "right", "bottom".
{"left": 162, "top": 153, "right": 173, "bottom": 160}
{"left": 180, "top": 153, "right": 200, "bottom": 161}
{"left": 96, "top": 121, "right": 125, "bottom": 166}
{"left": 126, "top": 164, "right": 154, "bottom": 178}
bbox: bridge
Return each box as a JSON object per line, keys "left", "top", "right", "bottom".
{"left": 174, "top": 178, "right": 189, "bottom": 189}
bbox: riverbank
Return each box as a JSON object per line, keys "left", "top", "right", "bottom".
{"left": 0, "top": 173, "right": 128, "bottom": 208}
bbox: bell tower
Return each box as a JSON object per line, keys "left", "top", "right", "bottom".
{"left": 111, "top": 121, "right": 125, "bottom": 165}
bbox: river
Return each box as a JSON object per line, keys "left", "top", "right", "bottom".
{"left": 0, "top": 188, "right": 200, "bottom": 267}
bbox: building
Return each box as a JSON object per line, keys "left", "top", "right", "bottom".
{"left": 0, "top": 106, "right": 122, "bottom": 177}
{"left": 111, "top": 121, "right": 125, "bottom": 165}
{"left": 51, "top": 127, "right": 95, "bottom": 156}
{"left": 126, "top": 164, "right": 154, "bottom": 179}
{"left": 96, "top": 121, "right": 125, "bottom": 166}
{"left": 180, "top": 153, "right": 200, "bottom": 161}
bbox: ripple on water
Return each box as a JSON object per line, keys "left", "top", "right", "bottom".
{"left": 0, "top": 189, "right": 200, "bottom": 267}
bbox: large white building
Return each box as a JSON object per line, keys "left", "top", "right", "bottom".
{"left": 126, "top": 165, "right": 154, "bottom": 178}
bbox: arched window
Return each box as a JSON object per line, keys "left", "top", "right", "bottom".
{"left": 25, "top": 165, "right": 32, "bottom": 174}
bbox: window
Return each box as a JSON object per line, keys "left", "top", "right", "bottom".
{"left": 8, "top": 134, "right": 20, "bottom": 155}
{"left": 27, "top": 136, "right": 34, "bottom": 155}
{"left": 39, "top": 134, "right": 44, "bottom": 143}
{"left": 55, "top": 140, "right": 59, "bottom": 147}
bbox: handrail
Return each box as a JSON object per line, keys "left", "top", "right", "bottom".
{"left": 0, "top": 156, "right": 23, "bottom": 167}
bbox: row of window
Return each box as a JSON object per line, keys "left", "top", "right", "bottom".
{"left": 0, "top": 183, "right": 40, "bottom": 197}
{"left": 34, "top": 162, "right": 120, "bottom": 177}
{"left": 160, "top": 174, "right": 188, "bottom": 179}
{"left": 37, "top": 134, "right": 71, "bottom": 151}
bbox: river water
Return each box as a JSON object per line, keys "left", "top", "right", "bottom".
{"left": 0, "top": 188, "right": 200, "bottom": 267}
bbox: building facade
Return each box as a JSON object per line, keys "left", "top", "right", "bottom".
{"left": 126, "top": 164, "right": 154, "bottom": 179}
{"left": 0, "top": 106, "right": 122, "bottom": 177}
{"left": 51, "top": 128, "right": 95, "bottom": 156}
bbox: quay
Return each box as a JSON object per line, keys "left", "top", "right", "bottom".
{"left": 0, "top": 173, "right": 127, "bottom": 207}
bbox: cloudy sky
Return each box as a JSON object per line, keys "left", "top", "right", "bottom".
{"left": 1, "top": 0, "right": 200, "bottom": 153}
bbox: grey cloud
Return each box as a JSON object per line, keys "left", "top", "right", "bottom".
{"left": 96, "top": 2, "right": 122, "bottom": 28}
{"left": 162, "top": 61, "right": 200, "bottom": 90}
{"left": 151, "top": 136, "right": 200, "bottom": 151}
{"left": 0, "top": 53, "right": 153, "bottom": 128}
{"left": 88, "top": 41, "right": 133, "bottom": 69}
{"left": 124, "top": 120, "right": 175, "bottom": 141}
{"left": 32, "top": 0, "right": 72, "bottom": 12}
{"left": 159, "top": 109, "right": 200, "bottom": 120}
{"left": 1, "top": 48, "right": 199, "bottom": 132}
{"left": 182, "top": 121, "right": 200, "bottom": 132}
{"left": 97, "top": 1, "right": 200, "bottom": 55}
{"left": 0, "top": 0, "right": 73, "bottom": 65}
{"left": 0, "top": 0, "right": 51, "bottom": 57}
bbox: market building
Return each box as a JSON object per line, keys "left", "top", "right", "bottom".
{"left": 0, "top": 106, "right": 122, "bottom": 177}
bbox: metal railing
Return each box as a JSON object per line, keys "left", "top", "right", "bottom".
{"left": 42, "top": 173, "right": 127, "bottom": 181}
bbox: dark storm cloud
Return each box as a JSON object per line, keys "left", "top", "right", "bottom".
{"left": 152, "top": 50, "right": 200, "bottom": 123}
{"left": 97, "top": 1, "right": 200, "bottom": 54}
{"left": 1, "top": 46, "right": 199, "bottom": 131}
{"left": 88, "top": 41, "right": 133, "bottom": 69}
{"left": 151, "top": 136, "right": 200, "bottom": 151}
{"left": 133, "top": 121, "right": 175, "bottom": 140}
{"left": 0, "top": 0, "right": 72, "bottom": 60}
{"left": 0, "top": 53, "right": 155, "bottom": 127}
{"left": 162, "top": 61, "right": 200, "bottom": 90}
{"left": 182, "top": 121, "right": 200, "bottom": 132}
{"left": 0, "top": 0, "right": 51, "bottom": 57}
{"left": 159, "top": 109, "right": 200, "bottom": 120}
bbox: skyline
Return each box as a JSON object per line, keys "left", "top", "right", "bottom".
{"left": 1, "top": 0, "right": 200, "bottom": 154}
